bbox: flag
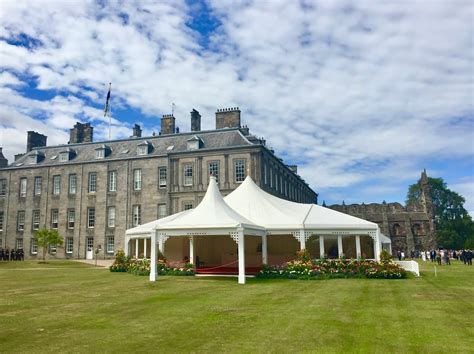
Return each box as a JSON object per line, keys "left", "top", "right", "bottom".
{"left": 104, "top": 83, "right": 111, "bottom": 117}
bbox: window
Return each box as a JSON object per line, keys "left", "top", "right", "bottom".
{"left": 108, "top": 171, "right": 117, "bottom": 192}
{"left": 0, "top": 211, "right": 3, "bottom": 231}
{"left": 49, "top": 244, "right": 57, "bottom": 254}
{"left": 270, "top": 167, "right": 274, "bottom": 188}
{"left": 52, "top": 175, "right": 61, "bottom": 195}
{"left": 88, "top": 172, "right": 97, "bottom": 193}
{"left": 108, "top": 206, "right": 116, "bottom": 228}
{"left": 17, "top": 211, "right": 25, "bottom": 231}
{"left": 133, "top": 169, "right": 142, "bottom": 191}
{"left": 158, "top": 167, "right": 167, "bottom": 188}
{"left": 32, "top": 210, "right": 40, "bottom": 230}
{"left": 69, "top": 174, "right": 77, "bottom": 194}
{"left": 157, "top": 204, "right": 167, "bottom": 219}
{"left": 106, "top": 236, "right": 115, "bottom": 254}
{"left": 86, "top": 237, "right": 94, "bottom": 252}
{"left": 34, "top": 176, "right": 42, "bottom": 196}
{"left": 137, "top": 145, "right": 148, "bottom": 156}
{"left": 208, "top": 161, "right": 219, "bottom": 183}
{"left": 184, "top": 202, "right": 193, "bottom": 210}
{"left": 51, "top": 209, "right": 59, "bottom": 229}
{"left": 95, "top": 149, "right": 105, "bottom": 159}
{"left": 19, "top": 178, "right": 27, "bottom": 197}
{"left": 183, "top": 164, "right": 193, "bottom": 186}
{"left": 132, "top": 205, "right": 141, "bottom": 227}
{"left": 66, "top": 237, "right": 73, "bottom": 254}
{"left": 0, "top": 179, "right": 7, "bottom": 197}
{"left": 59, "top": 152, "right": 69, "bottom": 162}
{"left": 87, "top": 208, "right": 95, "bottom": 228}
{"left": 31, "top": 238, "right": 38, "bottom": 254}
{"left": 264, "top": 163, "right": 267, "bottom": 185}
{"left": 16, "top": 239, "right": 23, "bottom": 250}
{"left": 234, "top": 159, "right": 246, "bottom": 182}
{"left": 67, "top": 209, "right": 75, "bottom": 229}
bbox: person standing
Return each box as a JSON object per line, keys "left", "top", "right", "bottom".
{"left": 467, "top": 250, "right": 473, "bottom": 266}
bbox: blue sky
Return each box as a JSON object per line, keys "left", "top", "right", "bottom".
{"left": 0, "top": 0, "right": 473, "bottom": 213}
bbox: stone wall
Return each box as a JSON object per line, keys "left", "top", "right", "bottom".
{"left": 329, "top": 171, "right": 436, "bottom": 253}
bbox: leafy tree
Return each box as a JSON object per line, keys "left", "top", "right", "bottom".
{"left": 34, "top": 228, "right": 64, "bottom": 262}
{"left": 407, "top": 177, "right": 473, "bottom": 249}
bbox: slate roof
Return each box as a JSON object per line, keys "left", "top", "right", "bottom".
{"left": 7, "top": 128, "right": 256, "bottom": 169}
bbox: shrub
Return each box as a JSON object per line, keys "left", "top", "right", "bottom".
{"left": 109, "top": 249, "right": 129, "bottom": 272}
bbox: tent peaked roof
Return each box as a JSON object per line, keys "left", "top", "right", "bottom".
{"left": 125, "top": 210, "right": 190, "bottom": 236}
{"left": 303, "top": 204, "right": 378, "bottom": 230}
{"left": 225, "top": 176, "right": 312, "bottom": 229}
{"left": 225, "top": 176, "right": 377, "bottom": 232}
{"left": 157, "top": 176, "right": 263, "bottom": 231}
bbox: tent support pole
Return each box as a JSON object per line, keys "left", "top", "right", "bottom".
{"left": 238, "top": 230, "right": 246, "bottom": 284}
{"left": 149, "top": 231, "right": 157, "bottom": 282}
{"left": 338, "top": 235, "right": 343, "bottom": 258}
{"left": 299, "top": 229, "right": 306, "bottom": 250}
{"left": 262, "top": 233, "right": 268, "bottom": 265}
{"left": 135, "top": 239, "right": 139, "bottom": 259}
{"left": 319, "top": 236, "right": 325, "bottom": 258}
{"left": 124, "top": 236, "right": 130, "bottom": 257}
{"left": 356, "top": 235, "right": 361, "bottom": 259}
{"left": 189, "top": 236, "right": 194, "bottom": 264}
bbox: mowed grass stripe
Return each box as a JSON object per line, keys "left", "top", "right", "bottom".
{"left": 0, "top": 261, "right": 472, "bottom": 353}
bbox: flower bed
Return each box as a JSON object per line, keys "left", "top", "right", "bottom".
{"left": 258, "top": 258, "right": 407, "bottom": 280}
{"left": 109, "top": 250, "right": 194, "bottom": 276}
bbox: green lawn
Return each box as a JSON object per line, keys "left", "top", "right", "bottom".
{"left": 0, "top": 260, "right": 473, "bottom": 353}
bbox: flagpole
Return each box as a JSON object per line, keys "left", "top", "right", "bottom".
{"left": 104, "top": 82, "right": 112, "bottom": 140}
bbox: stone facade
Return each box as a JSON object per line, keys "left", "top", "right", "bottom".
{"left": 329, "top": 170, "right": 436, "bottom": 253}
{"left": 0, "top": 109, "right": 317, "bottom": 260}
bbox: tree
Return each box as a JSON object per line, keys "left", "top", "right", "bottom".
{"left": 407, "top": 176, "right": 473, "bottom": 249}
{"left": 34, "top": 228, "right": 64, "bottom": 262}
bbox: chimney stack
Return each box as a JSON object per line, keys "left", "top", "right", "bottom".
{"left": 190, "top": 109, "right": 201, "bottom": 132}
{"left": 132, "top": 124, "right": 142, "bottom": 138}
{"left": 27, "top": 131, "right": 47, "bottom": 152}
{"left": 216, "top": 107, "right": 241, "bottom": 129}
{"left": 69, "top": 122, "right": 93, "bottom": 144}
{"left": 0, "top": 148, "right": 8, "bottom": 168}
{"left": 161, "top": 114, "right": 176, "bottom": 135}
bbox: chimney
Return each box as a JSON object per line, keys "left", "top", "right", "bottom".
{"left": 27, "top": 131, "right": 47, "bottom": 152}
{"left": 0, "top": 148, "right": 8, "bottom": 168}
{"left": 132, "top": 124, "right": 142, "bottom": 138}
{"left": 161, "top": 114, "right": 176, "bottom": 135}
{"left": 190, "top": 109, "right": 201, "bottom": 132}
{"left": 69, "top": 122, "right": 93, "bottom": 144}
{"left": 216, "top": 107, "right": 241, "bottom": 129}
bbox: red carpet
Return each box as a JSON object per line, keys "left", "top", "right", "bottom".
{"left": 195, "top": 266, "right": 262, "bottom": 275}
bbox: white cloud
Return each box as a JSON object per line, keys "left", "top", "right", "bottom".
{"left": 0, "top": 0, "right": 473, "bottom": 210}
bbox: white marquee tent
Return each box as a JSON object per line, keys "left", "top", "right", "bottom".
{"left": 125, "top": 176, "right": 388, "bottom": 284}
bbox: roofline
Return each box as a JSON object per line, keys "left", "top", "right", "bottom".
{"left": 30, "top": 127, "right": 245, "bottom": 151}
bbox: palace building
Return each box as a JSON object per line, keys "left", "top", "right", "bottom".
{"left": 0, "top": 108, "right": 317, "bottom": 259}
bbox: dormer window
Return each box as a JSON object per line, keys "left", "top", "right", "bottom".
{"left": 59, "top": 148, "right": 75, "bottom": 162}
{"left": 137, "top": 141, "right": 150, "bottom": 156}
{"left": 28, "top": 151, "right": 44, "bottom": 165}
{"left": 186, "top": 136, "right": 203, "bottom": 151}
{"left": 95, "top": 144, "right": 109, "bottom": 159}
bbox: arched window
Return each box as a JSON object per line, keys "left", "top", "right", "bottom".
{"left": 412, "top": 224, "right": 423, "bottom": 236}
{"left": 392, "top": 223, "right": 401, "bottom": 236}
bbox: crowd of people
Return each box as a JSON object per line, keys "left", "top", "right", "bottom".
{"left": 396, "top": 248, "right": 473, "bottom": 265}
{"left": 0, "top": 248, "right": 24, "bottom": 261}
